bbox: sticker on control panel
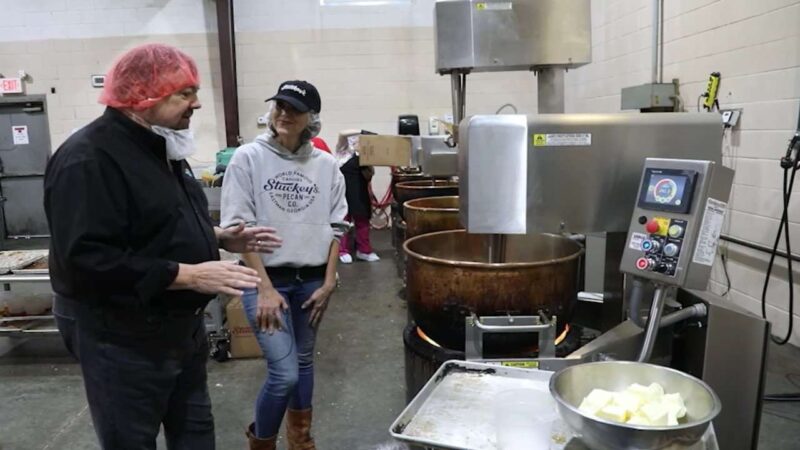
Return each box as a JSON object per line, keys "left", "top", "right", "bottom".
{"left": 500, "top": 361, "right": 539, "bottom": 369}
{"left": 476, "top": 2, "right": 513, "bottom": 10}
{"left": 628, "top": 232, "right": 647, "bottom": 251}
{"left": 532, "top": 133, "right": 592, "bottom": 147}
{"left": 692, "top": 198, "right": 728, "bottom": 266}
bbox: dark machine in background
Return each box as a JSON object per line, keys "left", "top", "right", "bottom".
{"left": 0, "top": 95, "right": 51, "bottom": 250}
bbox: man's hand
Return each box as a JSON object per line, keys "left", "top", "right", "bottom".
{"left": 173, "top": 261, "right": 261, "bottom": 296}
{"left": 302, "top": 282, "right": 336, "bottom": 328}
{"left": 218, "top": 222, "right": 282, "bottom": 254}
{"left": 257, "top": 288, "right": 288, "bottom": 334}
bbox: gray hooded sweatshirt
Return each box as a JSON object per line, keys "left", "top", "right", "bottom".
{"left": 221, "top": 134, "right": 348, "bottom": 268}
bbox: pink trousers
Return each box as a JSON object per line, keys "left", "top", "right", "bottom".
{"left": 339, "top": 214, "right": 373, "bottom": 255}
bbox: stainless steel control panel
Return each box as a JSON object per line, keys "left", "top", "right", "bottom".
{"left": 620, "top": 158, "right": 734, "bottom": 289}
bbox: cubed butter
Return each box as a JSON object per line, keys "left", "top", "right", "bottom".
{"left": 627, "top": 413, "right": 652, "bottom": 426}
{"left": 640, "top": 402, "right": 669, "bottom": 426}
{"left": 597, "top": 405, "right": 631, "bottom": 423}
{"left": 578, "top": 382, "right": 686, "bottom": 427}
{"left": 647, "top": 383, "right": 665, "bottom": 397}
{"left": 625, "top": 383, "right": 656, "bottom": 403}
{"left": 612, "top": 391, "right": 644, "bottom": 414}
{"left": 585, "top": 389, "right": 614, "bottom": 406}
{"left": 667, "top": 411, "right": 679, "bottom": 426}
{"left": 578, "top": 398, "right": 602, "bottom": 415}
{"left": 662, "top": 393, "right": 687, "bottom": 418}
{"left": 579, "top": 388, "right": 614, "bottom": 415}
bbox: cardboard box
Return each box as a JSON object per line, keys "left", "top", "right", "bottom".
{"left": 225, "top": 296, "right": 262, "bottom": 359}
{"left": 357, "top": 135, "right": 412, "bottom": 167}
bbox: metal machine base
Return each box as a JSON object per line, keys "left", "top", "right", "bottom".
{"left": 465, "top": 313, "right": 557, "bottom": 361}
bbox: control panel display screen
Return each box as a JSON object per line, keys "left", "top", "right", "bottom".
{"left": 637, "top": 168, "right": 697, "bottom": 213}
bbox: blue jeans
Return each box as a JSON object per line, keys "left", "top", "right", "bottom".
{"left": 241, "top": 278, "right": 322, "bottom": 438}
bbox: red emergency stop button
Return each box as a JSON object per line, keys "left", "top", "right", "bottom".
{"left": 645, "top": 219, "right": 660, "bottom": 234}
{"left": 636, "top": 257, "right": 653, "bottom": 270}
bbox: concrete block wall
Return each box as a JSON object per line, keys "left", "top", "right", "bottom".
{"left": 231, "top": 1, "right": 540, "bottom": 196}
{"left": 234, "top": 27, "right": 539, "bottom": 145}
{"left": 0, "top": 0, "right": 223, "bottom": 161}
{"left": 566, "top": 0, "right": 800, "bottom": 345}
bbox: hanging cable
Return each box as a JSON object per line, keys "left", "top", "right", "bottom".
{"left": 495, "top": 103, "right": 518, "bottom": 114}
{"left": 764, "top": 393, "right": 800, "bottom": 402}
{"left": 720, "top": 251, "right": 731, "bottom": 296}
{"left": 760, "top": 130, "right": 799, "bottom": 345}
{"left": 763, "top": 373, "right": 800, "bottom": 403}
{"left": 764, "top": 369, "right": 800, "bottom": 401}
{"left": 368, "top": 176, "right": 393, "bottom": 230}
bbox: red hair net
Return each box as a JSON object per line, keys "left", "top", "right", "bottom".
{"left": 98, "top": 44, "right": 200, "bottom": 111}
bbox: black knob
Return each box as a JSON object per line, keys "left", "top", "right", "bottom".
{"left": 638, "top": 215, "right": 648, "bottom": 225}
{"left": 654, "top": 262, "right": 673, "bottom": 274}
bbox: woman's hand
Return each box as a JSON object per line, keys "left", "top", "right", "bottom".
{"left": 302, "top": 282, "right": 336, "bottom": 327}
{"left": 257, "top": 288, "right": 288, "bottom": 334}
{"left": 218, "top": 222, "right": 282, "bottom": 254}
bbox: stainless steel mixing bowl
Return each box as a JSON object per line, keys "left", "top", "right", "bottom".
{"left": 549, "top": 361, "right": 721, "bottom": 450}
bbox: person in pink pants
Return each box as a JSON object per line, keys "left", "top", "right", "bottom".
{"left": 332, "top": 132, "right": 380, "bottom": 263}
{"left": 339, "top": 213, "right": 377, "bottom": 263}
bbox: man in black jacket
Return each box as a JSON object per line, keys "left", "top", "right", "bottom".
{"left": 43, "top": 44, "right": 279, "bottom": 450}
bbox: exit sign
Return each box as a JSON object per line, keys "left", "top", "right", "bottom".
{"left": 0, "top": 78, "right": 24, "bottom": 94}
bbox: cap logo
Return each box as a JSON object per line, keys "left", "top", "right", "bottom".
{"left": 281, "top": 84, "right": 306, "bottom": 96}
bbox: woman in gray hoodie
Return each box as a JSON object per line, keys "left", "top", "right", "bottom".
{"left": 221, "top": 80, "right": 347, "bottom": 450}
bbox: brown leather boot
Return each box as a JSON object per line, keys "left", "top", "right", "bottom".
{"left": 246, "top": 423, "right": 277, "bottom": 450}
{"left": 285, "top": 408, "right": 316, "bottom": 450}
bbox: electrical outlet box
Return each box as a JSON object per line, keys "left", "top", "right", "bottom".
{"left": 444, "top": 113, "right": 454, "bottom": 124}
{"left": 91, "top": 75, "right": 105, "bottom": 88}
{"left": 621, "top": 83, "right": 677, "bottom": 110}
{"left": 720, "top": 109, "right": 741, "bottom": 128}
{"left": 428, "top": 117, "right": 440, "bottom": 135}
{"left": 257, "top": 114, "right": 268, "bottom": 126}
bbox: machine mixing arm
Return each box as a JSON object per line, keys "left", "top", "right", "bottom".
{"left": 637, "top": 284, "right": 667, "bottom": 362}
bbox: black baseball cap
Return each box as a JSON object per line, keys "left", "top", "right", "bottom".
{"left": 265, "top": 80, "right": 321, "bottom": 113}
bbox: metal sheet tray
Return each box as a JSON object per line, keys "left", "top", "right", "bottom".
{"left": 0, "top": 250, "right": 47, "bottom": 274}
{"left": 390, "top": 360, "right": 572, "bottom": 450}
{"left": 390, "top": 360, "right": 719, "bottom": 450}
{"left": 10, "top": 268, "right": 49, "bottom": 275}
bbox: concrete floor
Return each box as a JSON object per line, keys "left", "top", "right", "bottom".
{"left": 0, "top": 230, "right": 799, "bottom": 449}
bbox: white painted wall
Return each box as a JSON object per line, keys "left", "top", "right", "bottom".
{"left": 0, "top": 0, "right": 215, "bottom": 41}
{"left": 0, "top": 1, "right": 223, "bottom": 160}
{"left": 234, "top": 0, "right": 436, "bottom": 31}
{"left": 230, "top": 1, "right": 536, "bottom": 198}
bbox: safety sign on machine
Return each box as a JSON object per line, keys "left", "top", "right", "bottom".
{"left": 12, "top": 125, "right": 29, "bottom": 145}
{"left": 533, "top": 133, "right": 592, "bottom": 147}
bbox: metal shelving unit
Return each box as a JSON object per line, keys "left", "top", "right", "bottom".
{"left": 0, "top": 272, "right": 57, "bottom": 336}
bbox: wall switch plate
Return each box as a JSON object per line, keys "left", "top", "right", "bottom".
{"left": 444, "top": 113, "right": 454, "bottom": 124}
{"left": 721, "top": 109, "right": 741, "bottom": 128}
{"left": 91, "top": 74, "right": 105, "bottom": 88}
{"left": 428, "top": 116, "right": 440, "bottom": 135}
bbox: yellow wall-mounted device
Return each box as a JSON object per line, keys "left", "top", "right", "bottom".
{"left": 703, "top": 72, "right": 721, "bottom": 111}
